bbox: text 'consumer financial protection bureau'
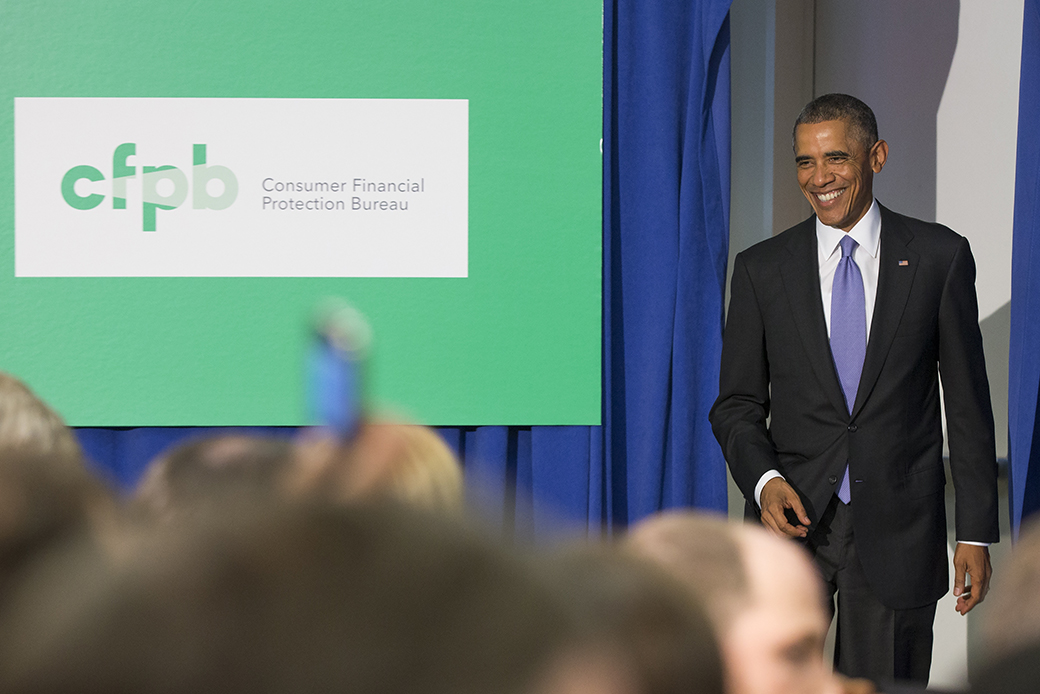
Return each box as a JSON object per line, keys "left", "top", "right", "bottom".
{"left": 261, "top": 177, "right": 425, "bottom": 212}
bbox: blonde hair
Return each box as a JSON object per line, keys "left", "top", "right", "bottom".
{"left": 378, "top": 425, "right": 464, "bottom": 511}
{"left": 292, "top": 423, "right": 465, "bottom": 513}
{"left": 0, "top": 372, "right": 80, "bottom": 459}
{"left": 625, "top": 511, "right": 750, "bottom": 631}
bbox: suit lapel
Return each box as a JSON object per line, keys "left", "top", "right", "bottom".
{"left": 851, "top": 204, "right": 919, "bottom": 417}
{"left": 779, "top": 220, "right": 849, "bottom": 417}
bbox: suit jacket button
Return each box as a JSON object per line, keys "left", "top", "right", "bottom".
{"left": 828, "top": 475, "right": 838, "bottom": 484}
{"left": 848, "top": 424, "right": 858, "bottom": 432}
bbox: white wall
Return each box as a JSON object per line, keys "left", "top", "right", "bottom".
{"left": 936, "top": 1, "right": 1024, "bottom": 461}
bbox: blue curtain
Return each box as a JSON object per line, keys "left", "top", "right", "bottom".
{"left": 76, "top": 0, "right": 733, "bottom": 536}
{"left": 1010, "top": 0, "right": 1040, "bottom": 540}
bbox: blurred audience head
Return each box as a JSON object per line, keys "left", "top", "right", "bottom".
{"left": 291, "top": 421, "right": 464, "bottom": 512}
{"left": 0, "top": 499, "right": 579, "bottom": 694}
{"left": 980, "top": 516, "right": 1040, "bottom": 662}
{"left": 0, "top": 371, "right": 80, "bottom": 459}
{"left": 134, "top": 433, "right": 294, "bottom": 521}
{"left": 971, "top": 639, "right": 1040, "bottom": 694}
{"left": 538, "top": 545, "right": 725, "bottom": 694}
{"left": 0, "top": 372, "right": 117, "bottom": 603}
{"left": 626, "top": 511, "right": 841, "bottom": 694}
{"left": 0, "top": 449, "right": 115, "bottom": 604}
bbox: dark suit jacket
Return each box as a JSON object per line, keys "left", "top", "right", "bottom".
{"left": 709, "top": 204, "right": 999, "bottom": 610}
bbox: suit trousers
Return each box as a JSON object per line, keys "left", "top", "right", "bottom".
{"left": 806, "top": 496, "right": 937, "bottom": 685}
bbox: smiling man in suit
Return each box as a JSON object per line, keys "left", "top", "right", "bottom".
{"left": 709, "top": 93, "right": 999, "bottom": 686}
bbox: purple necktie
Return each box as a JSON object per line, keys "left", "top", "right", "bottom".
{"left": 830, "top": 235, "right": 866, "bottom": 504}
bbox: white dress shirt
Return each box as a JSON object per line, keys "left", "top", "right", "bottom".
{"left": 816, "top": 200, "right": 881, "bottom": 340}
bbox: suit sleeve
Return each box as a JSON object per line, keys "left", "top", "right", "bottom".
{"left": 709, "top": 253, "right": 782, "bottom": 504}
{"left": 938, "top": 236, "right": 1000, "bottom": 543}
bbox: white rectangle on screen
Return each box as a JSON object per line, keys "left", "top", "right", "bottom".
{"left": 14, "top": 97, "right": 468, "bottom": 277}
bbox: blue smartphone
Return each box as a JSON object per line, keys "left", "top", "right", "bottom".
{"left": 306, "top": 300, "right": 371, "bottom": 441}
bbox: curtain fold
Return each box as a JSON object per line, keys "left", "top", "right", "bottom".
{"left": 76, "top": 0, "right": 733, "bottom": 536}
{"left": 1010, "top": 0, "right": 1040, "bottom": 540}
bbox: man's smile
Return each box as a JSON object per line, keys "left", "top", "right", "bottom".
{"left": 814, "top": 189, "right": 846, "bottom": 203}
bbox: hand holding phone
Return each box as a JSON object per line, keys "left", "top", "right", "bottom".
{"left": 306, "top": 300, "right": 372, "bottom": 442}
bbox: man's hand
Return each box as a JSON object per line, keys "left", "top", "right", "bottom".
{"left": 953, "top": 543, "right": 991, "bottom": 615}
{"left": 759, "top": 477, "right": 811, "bottom": 538}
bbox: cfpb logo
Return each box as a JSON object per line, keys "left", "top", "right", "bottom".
{"left": 61, "top": 144, "right": 238, "bottom": 231}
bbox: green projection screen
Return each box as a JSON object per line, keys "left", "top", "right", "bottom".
{"left": 1, "top": 1, "right": 602, "bottom": 426}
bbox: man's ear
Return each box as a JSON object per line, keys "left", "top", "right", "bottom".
{"left": 870, "top": 139, "right": 889, "bottom": 173}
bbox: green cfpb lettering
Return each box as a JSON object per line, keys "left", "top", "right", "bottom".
{"left": 60, "top": 164, "right": 105, "bottom": 210}
{"left": 61, "top": 143, "right": 237, "bottom": 230}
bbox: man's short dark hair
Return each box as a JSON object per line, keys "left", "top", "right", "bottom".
{"left": 133, "top": 434, "right": 294, "bottom": 519}
{"left": 793, "top": 93, "right": 878, "bottom": 150}
{"left": 540, "top": 547, "right": 725, "bottom": 694}
{"left": 0, "top": 500, "right": 575, "bottom": 694}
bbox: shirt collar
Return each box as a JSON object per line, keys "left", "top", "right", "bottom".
{"left": 816, "top": 198, "right": 881, "bottom": 263}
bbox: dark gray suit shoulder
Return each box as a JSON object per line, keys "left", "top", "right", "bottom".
{"left": 878, "top": 204, "right": 971, "bottom": 269}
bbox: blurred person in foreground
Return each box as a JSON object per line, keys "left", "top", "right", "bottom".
{"left": 974, "top": 516, "right": 1040, "bottom": 684}
{"left": 539, "top": 545, "right": 725, "bottom": 694}
{"left": 294, "top": 301, "right": 463, "bottom": 512}
{"left": 0, "top": 371, "right": 81, "bottom": 460}
{"left": 0, "top": 371, "right": 116, "bottom": 602}
{"left": 0, "top": 497, "right": 634, "bottom": 694}
{"left": 969, "top": 639, "right": 1040, "bottom": 694}
{"left": 133, "top": 433, "right": 294, "bottom": 522}
{"left": 626, "top": 511, "right": 855, "bottom": 694}
{"left": 290, "top": 421, "right": 464, "bottom": 512}
{"left": 0, "top": 450, "right": 115, "bottom": 603}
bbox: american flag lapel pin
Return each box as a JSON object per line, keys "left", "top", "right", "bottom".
{"left": 898, "top": 260, "right": 909, "bottom": 266}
